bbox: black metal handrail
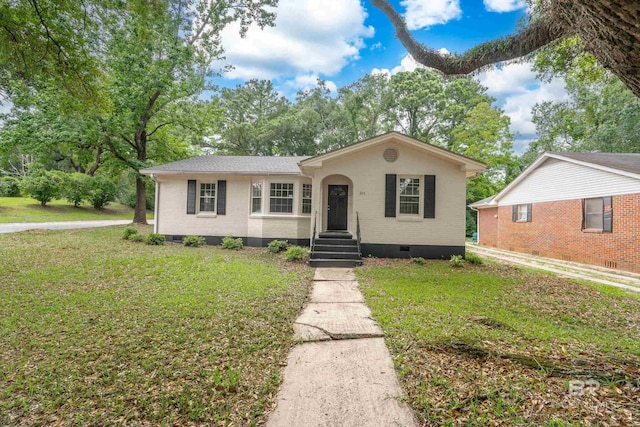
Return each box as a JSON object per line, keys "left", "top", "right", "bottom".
{"left": 311, "top": 210, "right": 317, "bottom": 254}
{"left": 356, "top": 211, "right": 362, "bottom": 257}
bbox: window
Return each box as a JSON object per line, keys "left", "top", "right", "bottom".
{"left": 270, "top": 183, "right": 294, "bottom": 213}
{"left": 301, "top": 183, "right": 312, "bottom": 214}
{"left": 584, "top": 197, "right": 604, "bottom": 230}
{"left": 512, "top": 204, "right": 532, "bottom": 222}
{"left": 251, "top": 182, "right": 262, "bottom": 214}
{"left": 517, "top": 204, "right": 528, "bottom": 221}
{"left": 399, "top": 177, "right": 420, "bottom": 215}
{"left": 199, "top": 183, "right": 216, "bottom": 212}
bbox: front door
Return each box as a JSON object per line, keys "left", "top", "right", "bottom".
{"left": 327, "top": 185, "right": 348, "bottom": 230}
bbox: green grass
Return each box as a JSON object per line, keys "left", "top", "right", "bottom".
{"left": 358, "top": 259, "right": 640, "bottom": 426}
{"left": 0, "top": 226, "right": 312, "bottom": 425}
{"left": 0, "top": 197, "right": 154, "bottom": 223}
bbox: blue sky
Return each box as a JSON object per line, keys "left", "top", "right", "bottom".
{"left": 212, "top": 0, "right": 569, "bottom": 153}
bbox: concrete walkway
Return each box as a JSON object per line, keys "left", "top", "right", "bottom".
{"left": 467, "top": 244, "right": 640, "bottom": 293}
{"left": 266, "top": 268, "right": 417, "bottom": 427}
{"left": 0, "top": 220, "right": 153, "bottom": 234}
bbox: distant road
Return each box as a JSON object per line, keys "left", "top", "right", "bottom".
{"left": 0, "top": 220, "right": 154, "bottom": 234}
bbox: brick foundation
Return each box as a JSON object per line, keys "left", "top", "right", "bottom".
{"left": 478, "top": 193, "right": 640, "bottom": 273}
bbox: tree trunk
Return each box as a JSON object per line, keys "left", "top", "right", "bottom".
{"left": 133, "top": 175, "right": 147, "bottom": 224}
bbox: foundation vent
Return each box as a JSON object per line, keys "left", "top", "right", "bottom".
{"left": 605, "top": 260, "right": 617, "bottom": 269}
{"left": 383, "top": 148, "right": 398, "bottom": 162}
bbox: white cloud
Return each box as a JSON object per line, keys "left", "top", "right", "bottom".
{"left": 483, "top": 0, "right": 527, "bottom": 13}
{"left": 288, "top": 74, "right": 338, "bottom": 93}
{"left": 218, "top": 0, "right": 374, "bottom": 81}
{"left": 401, "top": 0, "right": 461, "bottom": 30}
{"left": 477, "top": 62, "right": 568, "bottom": 151}
{"left": 371, "top": 54, "right": 423, "bottom": 76}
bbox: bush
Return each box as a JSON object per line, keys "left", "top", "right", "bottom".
{"left": 0, "top": 176, "right": 21, "bottom": 197}
{"left": 129, "top": 233, "right": 145, "bottom": 242}
{"left": 267, "top": 239, "right": 289, "bottom": 253}
{"left": 20, "top": 171, "right": 63, "bottom": 206}
{"left": 88, "top": 175, "right": 116, "bottom": 209}
{"left": 285, "top": 246, "right": 307, "bottom": 261}
{"left": 221, "top": 236, "right": 243, "bottom": 250}
{"left": 449, "top": 254, "right": 464, "bottom": 268}
{"left": 183, "top": 235, "right": 206, "bottom": 247}
{"left": 62, "top": 173, "right": 91, "bottom": 207}
{"left": 411, "top": 257, "right": 426, "bottom": 265}
{"left": 122, "top": 226, "right": 139, "bottom": 240}
{"left": 145, "top": 233, "right": 165, "bottom": 245}
{"left": 117, "top": 174, "right": 155, "bottom": 210}
{"left": 465, "top": 252, "right": 483, "bottom": 265}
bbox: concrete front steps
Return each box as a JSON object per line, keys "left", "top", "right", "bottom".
{"left": 309, "top": 231, "right": 362, "bottom": 268}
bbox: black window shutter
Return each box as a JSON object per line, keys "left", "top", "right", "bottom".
{"left": 385, "top": 174, "right": 396, "bottom": 217}
{"left": 512, "top": 205, "right": 517, "bottom": 222}
{"left": 527, "top": 203, "right": 532, "bottom": 222}
{"left": 424, "top": 175, "right": 436, "bottom": 218}
{"left": 217, "top": 180, "right": 227, "bottom": 215}
{"left": 603, "top": 196, "right": 612, "bottom": 233}
{"left": 187, "top": 180, "right": 196, "bottom": 214}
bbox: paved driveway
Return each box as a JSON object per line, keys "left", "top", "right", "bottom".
{"left": 467, "top": 243, "right": 640, "bottom": 293}
{"left": 0, "top": 220, "right": 154, "bottom": 234}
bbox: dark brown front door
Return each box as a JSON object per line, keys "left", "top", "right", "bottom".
{"left": 327, "top": 185, "right": 348, "bottom": 230}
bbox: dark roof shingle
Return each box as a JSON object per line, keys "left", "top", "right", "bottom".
{"left": 554, "top": 152, "right": 640, "bottom": 175}
{"left": 141, "top": 155, "right": 309, "bottom": 175}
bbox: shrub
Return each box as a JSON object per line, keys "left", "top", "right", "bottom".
{"left": 117, "top": 174, "right": 155, "bottom": 210}
{"left": 183, "top": 235, "right": 206, "bottom": 247}
{"left": 0, "top": 176, "right": 21, "bottom": 197}
{"left": 267, "top": 239, "right": 289, "bottom": 253}
{"left": 465, "top": 252, "right": 484, "bottom": 265}
{"left": 130, "top": 233, "right": 145, "bottom": 242}
{"left": 449, "top": 254, "right": 464, "bottom": 268}
{"left": 122, "top": 226, "right": 139, "bottom": 240}
{"left": 411, "top": 257, "right": 426, "bottom": 265}
{"left": 221, "top": 236, "right": 243, "bottom": 250}
{"left": 145, "top": 233, "right": 165, "bottom": 245}
{"left": 87, "top": 175, "right": 116, "bottom": 209}
{"left": 62, "top": 173, "right": 91, "bottom": 207}
{"left": 285, "top": 246, "right": 307, "bottom": 261}
{"left": 20, "top": 171, "right": 63, "bottom": 206}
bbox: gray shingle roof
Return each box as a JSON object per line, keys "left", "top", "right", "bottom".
{"left": 554, "top": 152, "right": 640, "bottom": 176}
{"left": 141, "top": 155, "right": 310, "bottom": 175}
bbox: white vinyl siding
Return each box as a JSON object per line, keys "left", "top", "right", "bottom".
{"left": 584, "top": 198, "right": 604, "bottom": 230}
{"left": 199, "top": 183, "right": 216, "bottom": 212}
{"left": 499, "top": 158, "right": 640, "bottom": 205}
{"left": 301, "top": 183, "right": 312, "bottom": 214}
{"left": 399, "top": 177, "right": 420, "bottom": 215}
{"left": 251, "top": 182, "right": 262, "bottom": 214}
{"left": 270, "top": 183, "right": 294, "bottom": 213}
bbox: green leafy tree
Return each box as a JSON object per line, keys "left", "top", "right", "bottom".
{"left": 20, "top": 170, "right": 63, "bottom": 206}
{"left": 87, "top": 175, "right": 116, "bottom": 209}
{"left": 1, "top": 0, "right": 277, "bottom": 224}
{"left": 62, "top": 173, "right": 91, "bottom": 207}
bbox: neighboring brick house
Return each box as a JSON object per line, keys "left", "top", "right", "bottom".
{"left": 470, "top": 152, "right": 640, "bottom": 273}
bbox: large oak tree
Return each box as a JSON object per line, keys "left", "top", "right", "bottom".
{"left": 371, "top": 0, "right": 640, "bottom": 98}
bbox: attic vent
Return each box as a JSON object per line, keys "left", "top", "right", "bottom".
{"left": 383, "top": 148, "right": 398, "bottom": 162}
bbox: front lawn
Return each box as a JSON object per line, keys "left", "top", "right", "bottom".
{"left": 358, "top": 260, "right": 640, "bottom": 426}
{"left": 0, "top": 226, "right": 312, "bottom": 425}
{"left": 0, "top": 197, "right": 154, "bottom": 223}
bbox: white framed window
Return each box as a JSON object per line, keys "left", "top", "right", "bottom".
{"left": 584, "top": 197, "right": 604, "bottom": 230}
{"left": 399, "top": 177, "right": 420, "bottom": 215}
{"left": 200, "top": 183, "right": 216, "bottom": 212}
{"left": 517, "top": 204, "right": 528, "bottom": 221}
{"left": 270, "top": 183, "right": 294, "bottom": 213}
{"left": 251, "top": 182, "right": 262, "bottom": 214}
{"left": 301, "top": 183, "right": 312, "bottom": 214}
